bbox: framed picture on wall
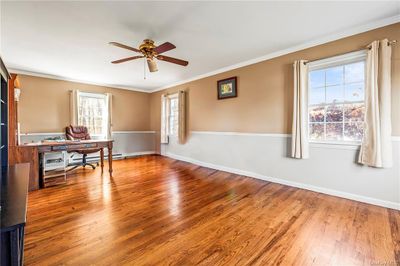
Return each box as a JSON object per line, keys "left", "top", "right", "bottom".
{"left": 217, "top": 76, "right": 237, "bottom": 100}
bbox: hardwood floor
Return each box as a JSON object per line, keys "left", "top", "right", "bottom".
{"left": 25, "top": 155, "right": 399, "bottom": 265}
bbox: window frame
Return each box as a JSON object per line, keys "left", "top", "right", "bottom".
{"left": 77, "top": 91, "right": 108, "bottom": 138}
{"left": 167, "top": 93, "right": 179, "bottom": 137}
{"left": 307, "top": 50, "right": 367, "bottom": 146}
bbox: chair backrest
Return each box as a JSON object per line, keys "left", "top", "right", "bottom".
{"left": 65, "top": 125, "right": 91, "bottom": 140}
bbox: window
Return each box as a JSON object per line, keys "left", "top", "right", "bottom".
{"left": 308, "top": 51, "right": 366, "bottom": 143}
{"left": 77, "top": 92, "right": 108, "bottom": 138}
{"left": 168, "top": 95, "right": 179, "bottom": 136}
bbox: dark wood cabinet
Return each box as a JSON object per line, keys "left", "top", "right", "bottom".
{"left": 1, "top": 163, "right": 30, "bottom": 266}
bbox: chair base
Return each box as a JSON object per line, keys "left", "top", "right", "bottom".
{"left": 67, "top": 153, "right": 99, "bottom": 172}
{"left": 67, "top": 162, "right": 99, "bottom": 172}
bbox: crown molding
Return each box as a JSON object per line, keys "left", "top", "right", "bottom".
{"left": 150, "top": 15, "right": 400, "bottom": 93}
{"left": 7, "top": 68, "right": 150, "bottom": 93}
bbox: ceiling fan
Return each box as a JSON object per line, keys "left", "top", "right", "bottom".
{"left": 109, "top": 39, "right": 188, "bottom": 73}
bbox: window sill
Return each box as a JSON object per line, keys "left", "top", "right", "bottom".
{"left": 309, "top": 141, "right": 360, "bottom": 150}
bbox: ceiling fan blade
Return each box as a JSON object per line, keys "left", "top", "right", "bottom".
{"left": 157, "top": 55, "right": 188, "bottom": 66}
{"left": 109, "top": 42, "right": 141, "bottom": 53}
{"left": 154, "top": 42, "right": 176, "bottom": 54}
{"left": 111, "top": 56, "right": 144, "bottom": 64}
{"left": 147, "top": 59, "right": 158, "bottom": 72}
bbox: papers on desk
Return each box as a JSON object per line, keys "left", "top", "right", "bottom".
{"left": 42, "top": 136, "right": 66, "bottom": 143}
{"left": 22, "top": 139, "right": 81, "bottom": 145}
{"left": 41, "top": 139, "right": 82, "bottom": 143}
{"left": 42, "top": 139, "right": 67, "bottom": 143}
{"left": 23, "top": 141, "right": 42, "bottom": 146}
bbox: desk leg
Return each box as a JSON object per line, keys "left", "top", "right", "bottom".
{"left": 100, "top": 148, "right": 104, "bottom": 173}
{"left": 108, "top": 142, "right": 113, "bottom": 176}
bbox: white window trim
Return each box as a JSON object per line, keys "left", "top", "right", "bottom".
{"left": 78, "top": 91, "right": 107, "bottom": 99}
{"left": 308, "top": 50, "right": 367, "bottom": 71}
{"left": 77, "top": 91, "right": 108, "bottom": 138}
{"left": 310, "top": 141, "right": 360, "bottom": 150}
{"left": 167, "top": 93, "right": 179, "bottom": 100}
{"left": 307, "top": 50, "right": 367, "bottom": 145}
{"left": 309, "top": 140, "right": 361, "bottom": 147}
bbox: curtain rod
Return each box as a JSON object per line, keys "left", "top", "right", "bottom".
{"left": 162, "top": 89, "right": 186, "bottom": 96}
{"left": 303, "top": 39, "right": 397, "bottom": 65}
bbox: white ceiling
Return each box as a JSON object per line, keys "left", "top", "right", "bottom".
{"left": 1, "top": 1, "right": 399, "bottom": 92}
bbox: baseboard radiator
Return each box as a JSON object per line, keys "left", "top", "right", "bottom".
{"left": 68, "top": 152, "right": 153, "bottom": 165}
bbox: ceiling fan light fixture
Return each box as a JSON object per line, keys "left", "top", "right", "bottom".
{"left": 147, "top": 58, "right": 158, "bottom": 72}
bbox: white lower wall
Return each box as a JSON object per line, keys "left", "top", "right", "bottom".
{"left": 112, "top": 131, "right": 156, "bottom": 156}
{"left": 163, "top": 131, "right": 400, "bottom": 210}
{"left": 20, "top": 131, "right": 156, "bottom": 158}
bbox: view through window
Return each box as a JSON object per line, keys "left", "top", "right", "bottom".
{"left": 308, "top": 60, "right": 365, "bottom": 142}
{"left": 169, "top": 97, "right": 179, "bottom": 136}
{"left": 78, "top": 92, "right": 108, "bottom": 137}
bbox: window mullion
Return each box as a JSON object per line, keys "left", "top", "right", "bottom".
{"left": 342, "top": 66, "right": 345, "bottom": 140}
{"left": 324, "top": 70, "right": 327, "bottom": 141}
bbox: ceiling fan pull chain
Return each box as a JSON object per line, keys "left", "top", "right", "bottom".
{"left": 143, "top": 57, "right": 146, "bottom": 80}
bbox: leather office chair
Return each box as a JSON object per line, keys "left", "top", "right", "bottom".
{"left": 65, "top": 125, "right": 100, "bottom": 170}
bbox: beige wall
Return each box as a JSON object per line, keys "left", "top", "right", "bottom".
{"left": 17, "top": 23, "right": 400, "bottom": 136}
{"left": 150, "top": 23, "right": 400, "bottom": 136}
{"left": 18, "top": 75, "right": 151, "bottom": 132}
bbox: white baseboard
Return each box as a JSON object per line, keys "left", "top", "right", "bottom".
{"left": 165, "top": 152, "right": 400, "bottom": 210}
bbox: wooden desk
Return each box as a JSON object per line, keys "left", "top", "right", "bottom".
{"left": 1, "top": 163, "right": 30, "bottom": 266}
{"left": 16, "top": 140, "right": 113, "bottom": 191}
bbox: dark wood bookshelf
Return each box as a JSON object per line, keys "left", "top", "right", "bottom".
{"left": 1, "top": 57, "right": 9, "bottom": 175}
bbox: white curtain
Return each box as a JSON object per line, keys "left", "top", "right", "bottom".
{"left": 106, "top": 93, "right": 113, "bottom": 140}
{"left": 70, "top": 89, "right": 79, "bottom": 126}
{"left": 178, "top": 90, "right": 186, "bottom": 144}
{"left": 358, "top": 39, "right": 392, "bottom": 168}
{"left": 291, "top": 60, "right": 309, "bottom": 159}
{"left": 160, "top": 94, "right": 169, "bottom": 144}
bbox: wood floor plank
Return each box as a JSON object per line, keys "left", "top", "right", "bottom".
{"left": 24, "top": 155, "right": 400, "bottom": 265}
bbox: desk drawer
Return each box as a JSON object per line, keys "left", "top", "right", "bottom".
{"left": 38, "top": 146, "right": 52, "bottom": 152}
{"left": 52, "top": 145, "right": 67, "bottom": 151}
{"left": 83, "top": 143, "right": 97, "bottom": 148}
{"left": 68, "top": 143, "right": 98, "bottom": 150}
